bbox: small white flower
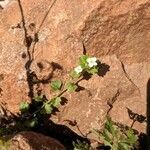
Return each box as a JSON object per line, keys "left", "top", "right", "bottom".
{"left": 87, "top": 57, "right": 97, "bottom": 68}
{"left": 74, "top": 66, "right": 83, "bottom": 74}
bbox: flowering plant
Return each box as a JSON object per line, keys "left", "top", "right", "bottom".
{"left": 19, "top": 55, "right": 100, "bottom": 127}
{"left": 71, "top": 55, "right": 99, "bottom": 79}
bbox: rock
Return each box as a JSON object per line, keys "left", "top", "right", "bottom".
{"left": 53, "top": 55, "right": 149, "bottom": 138}
{"left": 0, "top": 0, "right": 12, "bottom": 9}
{"left": 109, "top": 60, "right": 149, "bottom": 133}
{"left": 9, "top": 131, "right": 65, "bottom": 150}
{"left": 0, "top": 0, "right": 149, "bottom": 139}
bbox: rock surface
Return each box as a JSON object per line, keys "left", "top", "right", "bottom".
{"left": 0, "top": 0, "right": 149, "bottom": 139}
{"left": 9, "top": 131, "right": 65, "bottom": 150}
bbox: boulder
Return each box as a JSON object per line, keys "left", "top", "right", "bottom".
{"left": 9, "top": 131, "right": 65, "bottom": 150}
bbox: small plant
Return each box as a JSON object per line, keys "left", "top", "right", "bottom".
{"left": 73, "top": 140, "right": 90, "bottom": 150}
{"left": 19, "top": 55, "right": 100, "bottom": 128}
{"left": 19, "top": 101, "right": 30, "bottom": 113}
{"left": 93, "top": 117, "right": 138, "bottom": 150}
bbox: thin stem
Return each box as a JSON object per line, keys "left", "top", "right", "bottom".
{"left": 28, "top": 76, "right": 84, "bottom": 118}
{"left": 37, "top": 0, "right": 58, "bottom": 34}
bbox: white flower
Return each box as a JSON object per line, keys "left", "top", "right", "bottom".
{"left": 74, "top": 66, "right": 83, "bottom": 74}
{"left": 87, "top": 57, "right": 97, "bottom": 68}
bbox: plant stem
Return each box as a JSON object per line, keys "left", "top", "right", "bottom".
{"left": 28, "top": 76, "right": 84, "bottom": 118}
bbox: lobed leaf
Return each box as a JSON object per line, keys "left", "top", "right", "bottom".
{"left": 79, "top": 55, "right": 89, "bottom": 68}
{"left": 70, "top": 70, "right": 81, "bottom": 79}
{"left": 87, "top": 67, "right": 98, "bottom": 75}
{"left": 33, "top": 95, "right": 43, "bottom": 102}
{"left": 19, "top": 101, "right": 29, "bottom": 113}
{"left": 43, "top": 103, "right": 53, "bottom": 114}
{"left": 50, "top": 97, "right": 62, "bottom": 107}
{"left": 105, "top": 117, "right": 116, "bottom": 136}
{"left": 66, "top": 82, "right": 78, "bottom": 92}
{"left": 50, "top": 80, "right": 62, "bottom": 91}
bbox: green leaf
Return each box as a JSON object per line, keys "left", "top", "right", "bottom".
{"left": 103, "top": 140, "right": 112, "bottom": 148}
{"left": 122, "top": 129, "right": 138, "bottom": 147}
{"left": 87, "top": 67, "right": 98, "bottom": 75}
{"left": 25, "top": 118, "right": 38, "bottom": 128}
{"left": 105, "top": 117, "right": 116, "bottom": 136}
{"left": 51, "top": 97, "right": 62, "bottom": 107}
{"left": 50, "top": 80, "right": 62, "bottom": 91}
{"left": 79, "top": 55, "right": 89, "bottom": 68}
{"left": 118, "top": 142, "right": 129, "bottom": 150}
{"left": 19, "top": 101, "right": 29, "bottom": 113}
{"left": 66, "top": 82, "right": 78, "bottom": 92}
{"left": 44, "top": 103, "right": 53, "bottom": 114}
{"left": 70, "top": 70, "right": 81, "bottom": 79}
{"left": 93, "top": 128, "right": 112, "bottom": 147}
{"left": 94, "top": 116, "right": 138, "bottom": 150}
{"left": 126, "top": 129, "right": 138, "bottom": 144}
{"left": 33, "top": 95, "right": 43, "bottom": 102}
{"left": 112, "top": 144, "right": 119, "bottom": 150}
{"left": 41, "top": 97, "right": 62, "bottom": 114}
{"left": 73, "top": 140, "right": 89, "bottom": 150}
{"left": 101, "top": 129, "right": 112, "bottom": 145}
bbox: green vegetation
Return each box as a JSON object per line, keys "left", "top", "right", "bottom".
{"left": 19, "top": 55, "right": 100, "bottom": 128}
{"left": 0, "top": 54, "right": 139, "bottom": 149}
{"left": 73, "top": 140, "right": 90, "bottom": 150}
{"left": 93, "top": 117, "right": 138, "bottom": 150}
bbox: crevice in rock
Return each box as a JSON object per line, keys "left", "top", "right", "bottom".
{"left": 107, "top": 89, "right": 120, "bottom": 115}
{"left": 119, "top": 59, "right": 141, "bottom": 96}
